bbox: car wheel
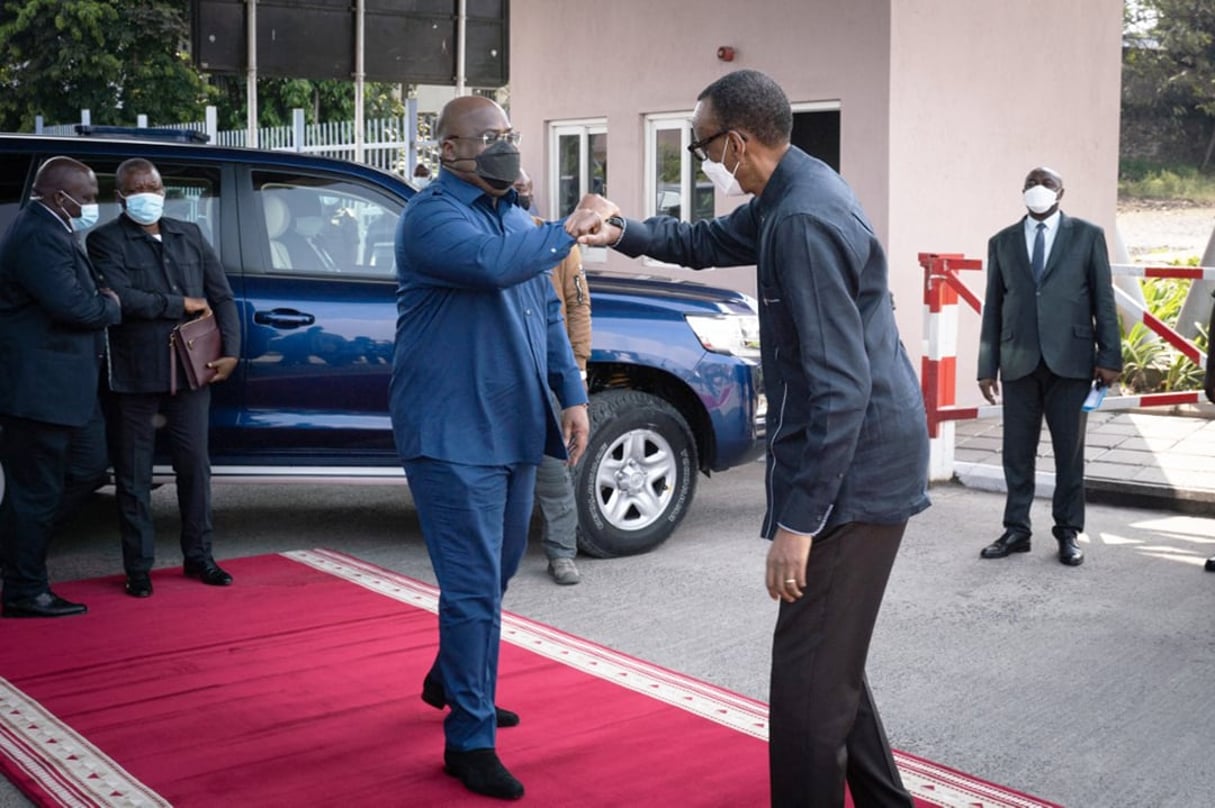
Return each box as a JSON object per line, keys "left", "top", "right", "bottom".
{"left": 574, "top": 390, "right": 698, "bottom": 558}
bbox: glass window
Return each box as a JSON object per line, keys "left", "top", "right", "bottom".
{"left": 252, "top": 171, "right": 403, "bottom": 278}
{"left": 549, "top": 120, "right": 608, "bottom": 218}
{"left": 645, "top": 115, "right": 713, "bottom": 224}
{"left": 90, "top": 161, "right": 222, "bottom": 258}
{"left": 0, "top": 155, "right": 33, "bottom": 236}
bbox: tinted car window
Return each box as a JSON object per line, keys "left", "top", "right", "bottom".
{"left": 92, "top": 162, "right": 222, "bottom": 256}
{"left": 252, "top": 171, "right": 401, "bottom": 278}
{"left": 0, "top": 154, "right": 33, "bottom": 235}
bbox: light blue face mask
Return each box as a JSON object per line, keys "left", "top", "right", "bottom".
{"left": 121, "top": 191, "right": 165, "bottom": 226}
{"left": 60, "top": 192, "right": 100, "bottom": 231}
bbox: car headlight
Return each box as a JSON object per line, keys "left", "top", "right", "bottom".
{"left": 685, "top": 313, "right": 761, "bottom": 359}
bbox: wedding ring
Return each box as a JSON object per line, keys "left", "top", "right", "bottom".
{"left": 784, "top": 578, "right": 797, "bottom": 584}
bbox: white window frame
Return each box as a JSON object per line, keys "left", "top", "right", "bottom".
{"left": 644, "top": 112, "right": 697, "bottom": 222}
{"left": 549, "top": 118, "right": 608, "bottom": 262}
{"left": 643, "top": 112, "right": 711, "bottom": 268}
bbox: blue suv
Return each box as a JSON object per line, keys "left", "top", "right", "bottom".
{"left": 0, "top": 132, "right": 765, "bottom": 557}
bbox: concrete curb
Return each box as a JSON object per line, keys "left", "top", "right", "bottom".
{"left": 951, "top": 460, "right": 1215, "bottom": 515}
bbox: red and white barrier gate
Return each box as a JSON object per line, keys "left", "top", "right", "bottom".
{"left": 919, "top": 253, "right": 1210, "bottom": 481}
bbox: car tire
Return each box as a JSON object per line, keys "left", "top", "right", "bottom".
{"left": 574, "top": 390, "right": 698, "bottom": 558}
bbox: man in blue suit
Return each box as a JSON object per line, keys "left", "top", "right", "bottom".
{"left": 391, "top": 95, "right": 589, "bottom": 801}
{"left": 0, "top": 156, "right": 122, "bottom": 617}
{"left": 978, "top": 167, "right": 1122, "bottom": 567}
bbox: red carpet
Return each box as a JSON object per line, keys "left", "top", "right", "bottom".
{"left": 0, "top": 550, "right": 1059, "bottom": 807}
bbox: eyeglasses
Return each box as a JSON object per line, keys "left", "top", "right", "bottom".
{"left": 446, "top": 130, "right": 523, "bottom": 147}
{"left": 687, "top": 129, "right": 729, "bottom": 162}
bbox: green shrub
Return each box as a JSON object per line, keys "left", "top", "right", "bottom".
{"left": 1118, "top": 160, "right": 1215, "bottom": 202}
{"left": 1120, "top": 277, "right": 1209, "bottom": 393}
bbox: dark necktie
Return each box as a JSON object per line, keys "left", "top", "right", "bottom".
{"left": 1032, "top": 222, "right": 1046, "bottom": 282}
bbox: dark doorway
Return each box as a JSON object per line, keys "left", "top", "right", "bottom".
{"left": 792, "top": 109, "right": 840, "bottom": 172}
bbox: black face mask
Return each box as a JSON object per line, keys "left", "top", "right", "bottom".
{"left": 474, "top": 140, "right": 521, "bottom": 190}
{"left": 516, "top": 195, "right": 533, "bottom": 211}
{"left": 443, "top": 139, "right": 521, "bottom": 191}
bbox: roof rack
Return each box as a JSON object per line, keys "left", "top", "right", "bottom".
{"left": 73, "top": 125, "right": 210, "bottom": 144}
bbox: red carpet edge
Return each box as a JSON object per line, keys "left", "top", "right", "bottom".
{"left": 0, "top": 548, "right": 1061, "bottom": 808}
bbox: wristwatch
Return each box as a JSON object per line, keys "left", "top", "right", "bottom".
{"left": 605, "top": 215, "right": 626, "bottom": 247}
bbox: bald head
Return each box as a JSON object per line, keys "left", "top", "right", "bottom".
{"left": 436, "top": 95, "right": 518, "bottom": 197}
{"left": 436, "top": 95, "right": 509, "bottom": 142}
{"left": 1024, "top": 166, "right": 1063, "bottom": 190}
{"left": 32, "top": 156, "right": 94, "bottom": 199}
{"left": 31, "top": 156, "right": 98, "bottom": 225}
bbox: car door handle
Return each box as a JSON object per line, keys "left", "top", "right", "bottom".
{"left": 254, "top": 309, "right": 316, "bottom": 329}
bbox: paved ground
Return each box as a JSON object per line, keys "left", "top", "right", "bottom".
{"left": 954, "top": 405, "right": 1215, "bottom": 513}
{"left": 2, "top": 452, "right": 1213, "bottom": 807}
{"left": 1115, "top": 201, "right": 1215, "bottom": 264}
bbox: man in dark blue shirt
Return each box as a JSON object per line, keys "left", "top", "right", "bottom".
{"left": 391, "top": 95, "right": 589, "bottom": 801}
{"left": 571, "top": 70, "right": 929, "bottom": 807}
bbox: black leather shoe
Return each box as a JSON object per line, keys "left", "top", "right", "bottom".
{"left": 980, "top": 531, "right": 1031, "bottom": 559}
{"left": 1055, "top": 530, "right": 1084, "bottom": 566}
{"left": 124, "top": 573, "right": 153, "bottom": 598}
{"left": 183, "top": 562, "right": 233, "bottom": 586}
{"left": 444, "top": 748, "right": 524, "bottom": 800}
{"left": 422, "top": 674, "right": 519, "bottom": 728}
{"left": 1205, "top": 555, "right": 1214, "bottom": 572}
{"left": 2, "top": 591, "right": 87, "bottom": 618}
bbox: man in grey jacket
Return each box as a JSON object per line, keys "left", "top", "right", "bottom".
{"left": 977, "top": 167, "right": 1122, "bottom": 567}
{"left": 568, "top": 69, "right": 929, "bottom": 808}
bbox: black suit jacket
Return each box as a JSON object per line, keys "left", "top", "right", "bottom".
{"left": 0, "top": 204, "right": 121, "bottom": 426}
{"left": 978, "top": 213, "right": 1122, "bottom": 383}
{"left": 87, "top": 214, "right": 240, "bottom": 394}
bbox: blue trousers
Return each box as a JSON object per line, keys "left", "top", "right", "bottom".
{"left": 403, "top": 457, "right": 536, "bottom": 750}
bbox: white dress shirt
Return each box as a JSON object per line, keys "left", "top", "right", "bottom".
{"left": 1024, "top": 209, "right": 1061, "bottom": 268}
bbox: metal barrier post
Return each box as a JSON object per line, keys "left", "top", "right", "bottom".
{"left": 920, "top": 253, "right": 984, "bottom": 480}
{"left": 919, "top": 255, "right": 1212, "bottom": 483}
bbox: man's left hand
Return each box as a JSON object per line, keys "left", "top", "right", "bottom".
{"left": 766, "top": 527, "right": 813, "bottom": 603}
{"left": 1094, "top": 366, "right": 1120, "bottom": 387}
{"left": 562, "top": 403, "right": 590, "bottom": 466}
{"left": 207, "top": 356, "right": 238, "bottom": 382}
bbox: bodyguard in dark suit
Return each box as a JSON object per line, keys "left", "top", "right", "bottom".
{"left": 87, "top": 159, "right": 240, "bottom": 598}
{"left": 571, "top": 70, "right": 929, "bottom": 808}
{"left": 391, "top": 96, "right": 589, "bottom": 801}
{"left": 978, "top": 167, "right": 1122, "bottom": 567}
{"left": 0, "top": 156, "right": 121, "bottom": 618}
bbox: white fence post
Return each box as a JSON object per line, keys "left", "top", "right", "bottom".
{"left": 205, "top": 105, "right": 218, "bottom": 144}
{"left": 407, "top": 97, "right": 419, "bottom": 178}
{"left": 292, "top": 108, "right": 306, "bottom": 153}
{"left": 136, "top": 114, "right": 148, "bottom": 128}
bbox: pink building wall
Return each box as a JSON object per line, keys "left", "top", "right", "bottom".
{"left": 887, "top": 0, "right": 1124, "bottom": 404}
{"left": 509, "top": 0, "right": 1123, "bottom": 406}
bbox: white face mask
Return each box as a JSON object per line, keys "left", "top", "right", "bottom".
{"left": 121, "top": 192, "right": 165, "bottom": 226}
{"left": 1023, "top": 184, "right": 1058, "bottom": 215}
{"left": 55, "top": 192, "right": 100, "bottom": 231}
{"left": 702, "top": 138, "right": 746, "bottom": 197}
